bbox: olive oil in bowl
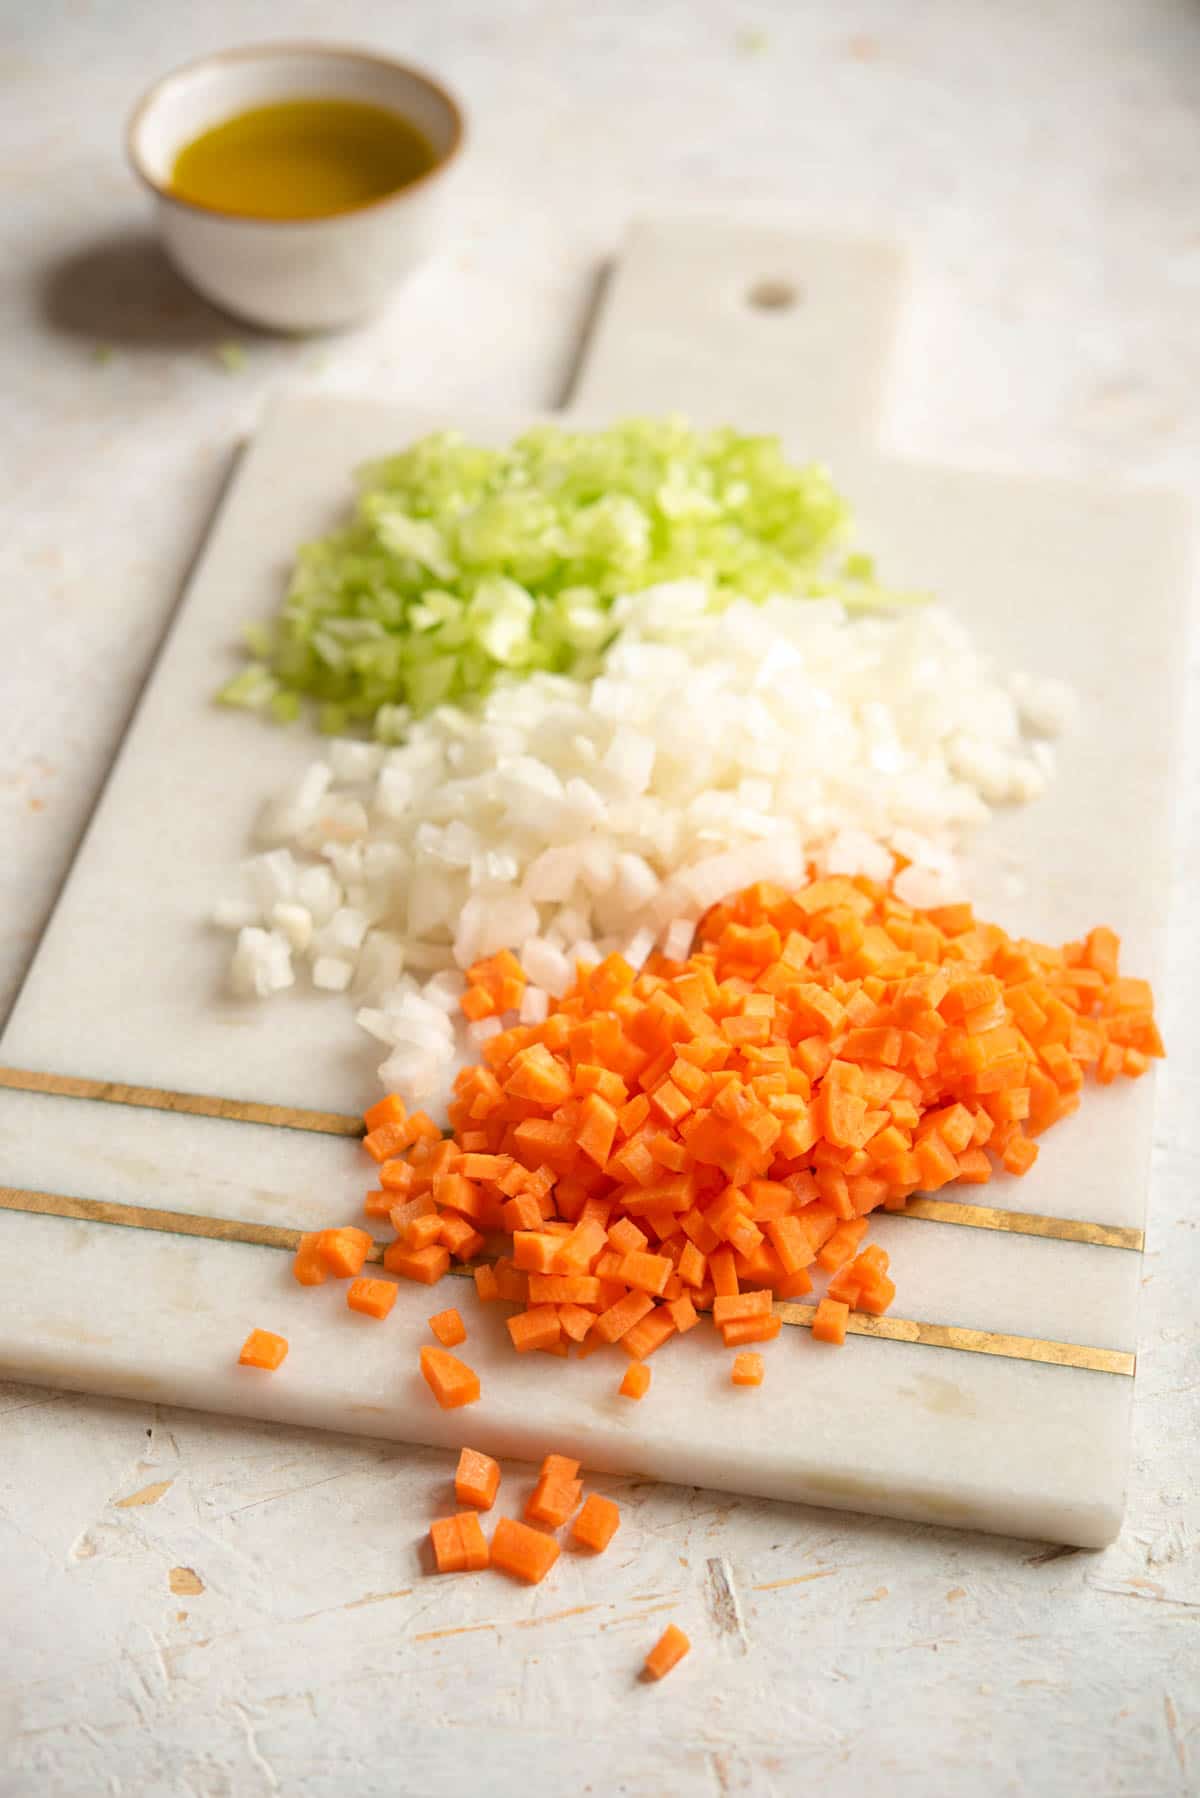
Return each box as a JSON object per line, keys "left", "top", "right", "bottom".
{"left": 170, "top": 97, "right": 438, "bottom": 220}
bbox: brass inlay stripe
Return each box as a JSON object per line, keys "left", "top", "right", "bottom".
{"left": 0, "top": 1185, "right": 1134, "bottom": 1377}
{"left": 0, "top": 1066, "right": 1143, "bottom": 1252}
{"left": 895, "top": 1195, "right": 1143, "bottom": 1254}
{"left": 0, "top": 1185, "right": 383, "bottom": 1265}
{"left": 0, "top": 1065, "right": 362, "bottom": 1138}
{"left": 772, "top": 1299, "right": 1135, "bottom": 1377}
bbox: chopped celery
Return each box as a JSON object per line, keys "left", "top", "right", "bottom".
{"left": 221, "top": 417, "right": 915, "bottom": 729}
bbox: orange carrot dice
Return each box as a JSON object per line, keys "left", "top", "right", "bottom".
{"left": 619, "top": 1363, "right": 651, "bottom": 1400}
{"left": 419, "top": 1345, "right": 480, "bottom": 1409}
{"left": 384, "top": 1243, "right": 451, "bottom": 1284}
{"left": 363, "top": 1094, "right": 407, "bottom": 1136}
{"left": 643, "top": 1622, "right": 690, "bottom": 1680}
{"left": 347, "top": 1277, "right": 398, "bottom": 1320}
{"left": 238, "top": 1329, "right": 288, "bottom": 1371}
{"left": 490, "top": 1517, "right": 560, "bottom": 1585}
{"left": 571, "top": 1493, "right": 620, "bottom": 1553}
{"left": 429, "top": 1307, "right": 467, "bottom": 1347}
{"left": 731, "top": 1351, "right": 764, "bottom": 1386}
{"left": 430, "top": 1512, "right": 490, "bottom": 1574}
{"left": 292, "top": 1232, "right": 328, "bottom": 1286}
{"left": 811, "top": 1297, "right": 849, "bottom": 1345}
{"left": 317, "top": 1226, "right": 373, "bottom": 1279}
{"left": 455, "top": 1447, "right": 501, "bottom": 1511}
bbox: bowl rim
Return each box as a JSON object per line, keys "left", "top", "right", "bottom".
{"left": 126, "top": 39, "right": 466, "bottom": 226}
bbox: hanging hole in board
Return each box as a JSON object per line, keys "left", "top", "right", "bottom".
{"left": 747, "top": 278, "right": 801, "bottom": 312}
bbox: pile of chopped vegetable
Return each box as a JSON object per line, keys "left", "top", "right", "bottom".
{"left": 290, "top": 875, "right": 1159, "bottom": 1369}
{"left": 218, "top": 418, "right": 912, "bottom": 730}
{"left": 217, "top": 588, "right": 1075, "bottom": 1106}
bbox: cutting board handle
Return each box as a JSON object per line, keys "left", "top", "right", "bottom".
{"left": 567, "top": 216, "right": 905, "bottom": 450}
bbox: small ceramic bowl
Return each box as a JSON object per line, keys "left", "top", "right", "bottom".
{"left": 127, "top": 42, "right": 464, "bottom": 332}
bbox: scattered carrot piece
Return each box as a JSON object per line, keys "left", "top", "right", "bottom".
{"left": 571, "top": 1493, "right": 621, "bottom": 1553}
{"left": 347, "top": 1277, "right": 398, "bottom": 1320}
{"left": 619, "top": 1363, "right": 651, "bottom": 1400}
{"left": 419, "top": 1345, "right": 481, "bottom": 1409}
{"left": 455, "top": 1447, "right": 501, "bottom": 1511}
{"left": 317, "top": 1226, "right": 373, "bottom": 1279}
{"left": 292, "top": 1232, "right": 328, "bottom": 1286}
{"left": 812, "top": 1296, "right": 849, "bottom": 1345}
{"left": 643, "top": 1622, "right": 690, "bottom": 1680}
{"left": 238, "top": 1328, "right": 288, "bottom": 1370}
{"left": 430, "top": 1512, "right": 490, "bottom": 1574}
{"left": 731, "top": 1351, "right": 764, "bottom": 1386}
{"left": 490, "top": 1516, "right": 561, "bottom": 1584}
{"left": 429, "top": 1307, "right": 467, "bottom": 1347}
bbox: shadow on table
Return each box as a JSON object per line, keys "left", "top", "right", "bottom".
{"left": 38, "top": 228, "right": 263, "bottom": 349}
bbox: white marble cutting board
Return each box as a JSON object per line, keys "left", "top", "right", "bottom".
{"left": 0, "top": 220, "right": 1189, "bottom": 1546}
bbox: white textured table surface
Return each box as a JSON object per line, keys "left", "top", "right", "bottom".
{"left": 2, "top": 3, "right": 1198, "bottom": 1794}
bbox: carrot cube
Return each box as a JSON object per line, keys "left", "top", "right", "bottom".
{"left": 429, "top": 1307, "right": 467, "bottom": 1347}
{"left": 363, "top": 1093, "right": 406, "bottom": 1134}
{"left": 731, "top": 1351, "right": 764, "bottom": 1386}
{"left": 237, "top": 1328, "right": 288, "bottom": 1371}
{"left": 571, "top": 1493, "right": 621, "bottom": 1553}
{"left": 292, "top": 1232, "right": 328, "bottom": 1286}
{"left": 384, "top": 1242, "right": 450, "bottom": 1285}
{"left": 317, "top": 1226, "right": 374, "bottom": 1279}
{"left": 811, "top": 1297, "right": 849, "bottom": 1345}
{"left": 430, "top": 1512, "right": 490, "bottom": 1574}
{"left": 643, "top": 1622, "right": 690, "bottom": 1680}
{"left": 347, "top": 1277, "right": 398, "bottom": 1320}
{"left": 666, "top": 1293, "right": 699, "bottom": 1334}
{"left": 506, "top": 1306, "right": 562, "bottom": 1354}
{"left": 490, "top": 1517, "right": 561, "bottom": 1585}
{"left": 455, "top": 1447, "right": 501, "bottom": 1511}
{"left": 419, "top": 1345, "right": 480, "bottom": 1409}
{"left": 619, "top": 1362, "right": 651, "bottom": 1400}
{"left": 363, "top": 1120, "right": 412, "bottom": 1164}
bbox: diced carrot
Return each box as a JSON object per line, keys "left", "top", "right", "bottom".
{"left": 572, "top": 1493, "right": 621, "bottom": 1552}
{"left": 430, "top": 1512, "right": 490, "bottom": 1574}
{"left": 455, "top": 1447, "right": 501, "bottom": 1510}
{"left": 507, "top": 1306, "right": 562, "bottom": 1354}
{"left": 525, "top": 1471, "right": 583, "bottom": 1528}
{"left": 643, "top": 1623, "right": 690, "bottom": 1680}
{"left": 618, "top": 1250, "right": 673, "bottom": 1296}
{"left": 607, "top": 1216, "right": 649, "bottom": 1256}
{"left": 396, "top": 877, "right": 1160, "bottom": 1367}
{"left": 719, "top": 1313, "right": 782, "bottom": 1347}
{"left": 439, "top": 1215, "right": 485, "bottom": 1261}
{"left": 811, "top": 1297, "right": 849, "bottom": 1345}
{"left": 619, "top": 1363, "right": 651, "bottom": 1400}
{"left": 347, "top": 1277, "right": 398, "bottom": 1320}
{"left": 419, "top": 1345, "right": 480, "bottom": 1408}
{"left": 364, "top": 1093, "right": 407, "bottom": 1136}
{"left": 731, "top": 1351, "right": 764, "bottom": 1386}
{"left": 621, "top": 1306, "right": 679, "bottom": 1361}
{"left": 405, "top": 1213, "right": 444, "bottom": 1250}
{"left": 473, "top": 1263, "right": 501, "bottom": 1303}
{"left": 667, "top": 1293, "right": 700, "bottom": 1334}
{"left": 384, "top": 1242, "right": 451, "bottom": 1285}
{"left": 711, "top": 1289, "right": 772, "bottom": 1325}
{"left": 429, "top": 1307, "right": 467, "bottom": 1346}
{"left": 363, "top": 1120, "right": 411, "bottom": 1164}
{"left": 490, "top": 1517, "right": 560, "bottom": 1585}
{"left": 593, "top": 1289, "right": 655, "bottom": 1343}
{"left": 1002, "top": 1134, "right": 1040, "bottom": 1175}
{"left": 292, "top": 1232, "right": 328, "bottom": 1286}
{"left": 317, "top": 1226, "right": 374, "bottom": 1279}
{"left": 238, "top": 1328, "right": 288, "bottom": 1370}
